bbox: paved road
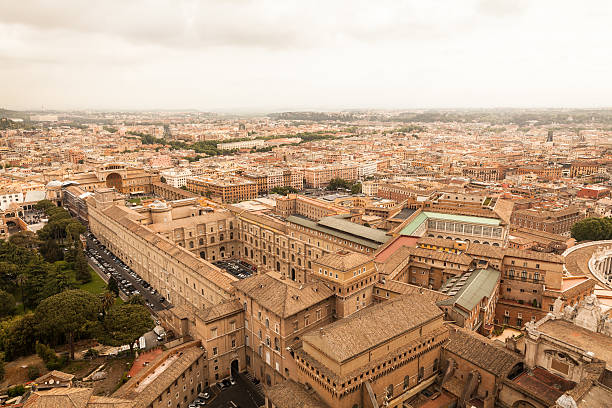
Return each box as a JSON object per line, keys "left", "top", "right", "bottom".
{"left": 86, "top": 235, "right": 168, "bottom": 312}
{"left": 200, "top": 375, "right": 260, "bottom": 408}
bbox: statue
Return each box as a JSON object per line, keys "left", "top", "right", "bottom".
{"left": 552, "top": 297, "right": 564, "bottom": 318}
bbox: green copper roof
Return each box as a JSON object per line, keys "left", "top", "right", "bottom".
{"left": 399, "top": 211, "right": 501, "bottom": 236}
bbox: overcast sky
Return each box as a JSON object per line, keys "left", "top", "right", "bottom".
{"left": 1, "top": 1, "right": 611, "bottom": 112}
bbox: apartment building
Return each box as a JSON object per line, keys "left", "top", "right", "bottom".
{"left": 570, "top": 161, "right": 600, "bottom": 178}
{"left": 275, "top": 194, "right": 346, "bottom": 220}
{"left": 510, "top": 206, "right": 583, "bottom": 236}
{"left": 160, "top": 168, "right": 192, "bottom": 188}
{"left": 462, "top": 166, "right": 504, "bottom": 181}
{"left": 516, "top": 165, "right": 563, "bottom": 180}
{"left": 186, "top": 175, "right": 258, "bottom": 203}
{"left": 303, "top": 164, "right": 359, "bottom": 188}
{"left": 217, "top": 139, "right": 265, "bottom": 150}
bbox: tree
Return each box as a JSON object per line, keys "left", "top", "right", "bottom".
{"left": 571, "top": 217, "right": 612, "bottom": 242}
{"left": 35, "top": 290, "right": 101, "bottom": 360}
{"left": 104, "top": 304, "right": 154, "bottom": 353}
{"left": 127, "top": 294, "right": 146, "bottom": 306}
{"left": 9, "top": 231, "right": 40, "bottom": 249}
{"left": 107, "top": 276, "right": 120, "bottom": 296}
{"left": 100, "top": 292, "right": 115, "bottom": 318}
{"left": 39, "top": 239, "right": 62, "bottom": 263}
{"left": 0, "top": 290, "right": 16, "bottom": 318}
{"left": 0, "top": 313, "right": 38, "bottom": 360}
{"left": 73, "top": 250, "right": 91, "bottom": 283}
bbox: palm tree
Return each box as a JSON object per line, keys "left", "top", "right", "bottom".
{"left": 100, "top": 291, "right": 116, "bottom": 318}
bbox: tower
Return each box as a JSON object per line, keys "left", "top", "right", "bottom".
{"left": 546, "top": 130, "right": 553, "bottom": 143}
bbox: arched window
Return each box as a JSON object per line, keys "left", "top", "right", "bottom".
{"left": 276, "top": 262, "right": 280, "bottom": 272}
{"left": 199, "top": 238, "right": 204, "bottom": 245}
{"left": 220, "top": 234, "right": 224, "bottom": 241}
{"left": 189, "top": 241, "right": 194, "bottom": 248}
{"left": 274, "top": 337, "right": 279, "bottom": 351}
{"left": 308, "top": 261, "right": 311, "bottom": 269}
{"left": 230, "top": 232, "right": 234, "bottom": 239}
{"left": 263, "top": 255, "right": 267, "bottom": 265}
{"left": 403, "top": 375, "right": 409, "bottom": 390}
{"left": 229, "top": 221, "right": 233, "bottom": 229}
{"left": 210, "top": 236, "right": 215, "bottom": 243}
{"left": 245, "top": 247, "right": 249, "bottom": 256}
{"left": 297, "top": 258, "right": 301, "bottom": 266}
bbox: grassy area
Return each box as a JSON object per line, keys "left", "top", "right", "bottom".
{"left": 78, "top": 267, "right": 122, "bottom": 305}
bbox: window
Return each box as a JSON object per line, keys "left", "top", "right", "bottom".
{"left": 210, "top": 327, "right": 217, "bottom": 338}
{"left": 212, "top": 347, "right": 218, "bottom": 356}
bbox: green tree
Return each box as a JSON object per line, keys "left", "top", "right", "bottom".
{"left": 35, "top": 289, "right": 101, "bottom": 360}
{"left": 127, "top": 294, "right": 146, "bottom": 306}
{"left": 0, "top": 313, "right": 37, "bottom": 360}
{"left": 39, "top": 239, "right": 62, "bottom": 263}
{"left": 571, "top": 217, "right": 612, "bottom": 242}
{"left": 104, "top": 304, "right": 154, "bottom": 353}
{"left": 100, "top": 292, "right": 116, "bottom": 318}
{"left": 73, "top": 250, "right": 91, "bottom": 283}
{"left": 0, "top": 290, "right": 16, "bottom": 318}
{"left": 9, "top": 231, "right": 40, "bottom": 249}
{"left": 107, "top": 276, "right": 120, "bottom": 296}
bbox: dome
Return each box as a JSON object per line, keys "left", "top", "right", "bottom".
{"left": 46, "top": 180, "right": 62, "bottom": 188}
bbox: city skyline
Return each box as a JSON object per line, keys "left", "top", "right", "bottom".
{"left": 2, "top": 0, "right": 612, "bottom": 111}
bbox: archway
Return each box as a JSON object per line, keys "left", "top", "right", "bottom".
{"left": 230, "top": 359, "right": 239, "bottom": 376}
{"left": 106, "top": 172, "right": 123, "bottom": 190}
{"left": 291, "top": 268, "right": 296, "bottom": 281}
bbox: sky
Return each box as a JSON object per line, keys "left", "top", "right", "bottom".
{"left": 1, "top": 0, "right": 611, "bottom": 112}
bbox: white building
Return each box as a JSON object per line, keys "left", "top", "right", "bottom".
{"left": 160, "top": 169, "right": 192, "bottom": 188}
{"left": 217, "top": 140, "right": 265, "bottom": 150}
{"left": 358, "top": 161, "right": 378, "bottom": 178}
{"left": 0, "top": 189, "right": 24, "bottom": 211}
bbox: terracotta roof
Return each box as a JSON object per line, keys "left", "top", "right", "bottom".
{"left": 302, "top": 294, "right": 443, "bottom": 363}
{"left": 195, "top": 299, "right": 242, "bottom": 323}
{"left": 409, "top": 246, "right": 473, "bottom": 265}
{"left": 265, "top": 380, "right": 329, "bottom": 408}
{"left": 113, "top": 343, "right": 204, "bottom": 408}
{"left": 34, "top": 370, "right": 75, "bottom": 383}
{"left": 24, "top": 387, "right": 93, "bottom": 408}
{"left": 86, "top": 396, "right": 135, "bottom": 408}
{"left": 443, "top": 328, "right": 521, "bottom": 377}
{"left": 232, "top": 273, "right": 334, "bottom": 318}
{"left": 315, "top": 251, "right": 372, "bottom": 271}
{"left": 374, "top": 280, "right": 450, "bottom": 303}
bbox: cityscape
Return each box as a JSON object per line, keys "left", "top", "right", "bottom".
{"left": 1, "top": 2, "right": 612, "bottom": 408}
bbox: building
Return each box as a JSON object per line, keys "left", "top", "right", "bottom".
{"left": 217, "top": 139, "right": 265, "bottom": 150}
{"left": 233, "top": 273, "right": 335, "bottom": 387}
{"left": 293, "top": 293, "right": 448, "bottom": 408}
{"left": 160, "top": 168, "right": 192, "bottom": 188}
{"left": 576, "top": 185, "right": 610, "bottom": 200}
{"left": 186, "top": 175, "right": 258, "bottom": 203}
{"left": 462, "top": 166, "right": 504, "bottom": 182}
{"left": 303, "top": 164, "right": 359, "bottom": 189}
{"left": 510, "top": 206, "right": 583, "bottom": 237}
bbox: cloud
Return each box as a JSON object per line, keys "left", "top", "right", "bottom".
{"left": 0, "top": 1, "right": 611, "bottom": 110}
